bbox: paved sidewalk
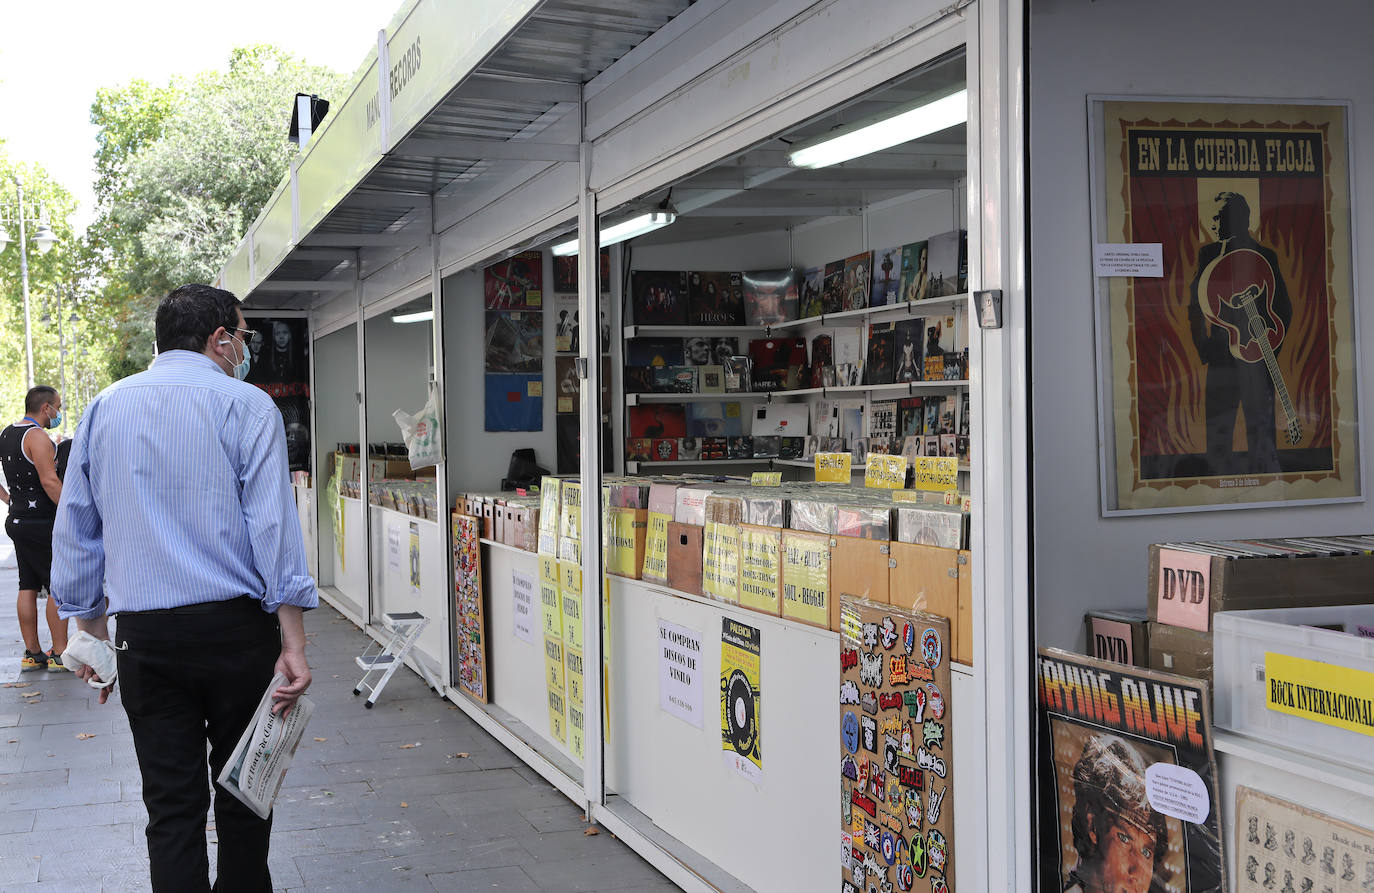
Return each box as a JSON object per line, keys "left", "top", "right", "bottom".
{"left": 0, "top": 540, "right": 672, "bottom": 893}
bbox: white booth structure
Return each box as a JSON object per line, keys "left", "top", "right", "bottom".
{"left": 221, "top": 0, "right": 1374, "bottom": 889}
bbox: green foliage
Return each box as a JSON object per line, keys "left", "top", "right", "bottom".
{"left": 91, "top": 45, "right": 345, "bottom": 371}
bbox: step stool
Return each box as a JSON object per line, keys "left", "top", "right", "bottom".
{"left": 353, "top": 612, "right": 443, "bottom": 708}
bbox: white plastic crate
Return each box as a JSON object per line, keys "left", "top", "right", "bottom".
{"left": 1214, "top": 605, "right": 1374, "bottom": 771}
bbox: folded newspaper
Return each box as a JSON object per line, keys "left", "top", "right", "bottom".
{"left": 216, "top": 673, "right": 315, "bottom": 819}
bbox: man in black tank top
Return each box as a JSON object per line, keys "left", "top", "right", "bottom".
{"left": 1, "top": 386, "right": 68, "bottom": 671}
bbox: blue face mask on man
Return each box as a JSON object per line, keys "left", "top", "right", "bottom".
{"left": 45, "top": 408, "right": 62, "bottom": 429}
{"left": 218, "top": 331, "right": 252, "bottom": 380}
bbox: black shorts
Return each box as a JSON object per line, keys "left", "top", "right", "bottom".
{"left": 5, "top": 515, "right": 54, "bottom": 593}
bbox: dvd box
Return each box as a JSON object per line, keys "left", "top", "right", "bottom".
{"left": 687, "top": 271, "right": 745, "bottom": 326}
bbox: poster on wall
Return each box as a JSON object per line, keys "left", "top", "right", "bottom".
{"left": 243, "top": 316, "right": 311, "bottom": 472}
{"left": 1234, "top": 786, "right": 1374, "bottom": 893}
{"left": 720, "top": 617, "right": 762, "bottom": 784}
{"left": 451, "top": 514, "right": 488, "bottom": 703}
{"left": 1037, "top": 648, "right": 1223, "bottom": 893}
{"left": 485, "top": 373, "right": 543, "bottom": 432}
{"left": 555, "top": 415, "right": 613, "bottom": 474}
{"left": 484, "top": 311, "right": 544, "bottom": 373}
{"left": 840, "top": 599, "right": 954, "bottom": 893}
{"left": 408, "top": 521, "right": 421, "bottom": 597}
{"left": 1091, "top": 98, "right": 1359, "bottom": 513}
{"left": 658, "top": 618, "right": 704, "bottom": 728}
{"left": 484, "top": 250, "right": 543, "bottom": 310}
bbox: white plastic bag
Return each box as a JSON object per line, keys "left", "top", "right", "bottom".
{"left": 393, "top": 386, "right": 443, "bottom": 469}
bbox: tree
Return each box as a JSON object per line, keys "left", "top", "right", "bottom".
{"left": 91, "top": 45, "right": 345, "bottom": 372}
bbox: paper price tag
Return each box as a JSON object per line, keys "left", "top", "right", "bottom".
{"left": 815, "top": 452, "right": 852, "bottom": 483}
{"left": 912, "top": 456, "right": 959, "bottom": 492}
{"left": 750, "top": 471, "right": 782, "bottom": 487}
{"left": 864, "top": 454, "right": 908, "bottom": 490}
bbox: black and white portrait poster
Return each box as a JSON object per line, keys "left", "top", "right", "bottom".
{"left": 243, "top": 316, "right": 311, "bottom": 472}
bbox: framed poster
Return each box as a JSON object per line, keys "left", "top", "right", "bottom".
{"left": 1235, "top": 786, "right": 1374, "bottom": 893}
{"left": 1090, "top": 98, "right": 1361, "bottom": 514}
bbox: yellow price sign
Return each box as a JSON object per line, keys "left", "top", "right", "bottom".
{"left": 913, "top": 456, "right": 959, "bottom": 492}
{"left": 750, "top": 471, "right": 782, "bottom": 487}
{"left": 864, "top": 454, "right": 908, "bottom": 489}
{"left": 815, "top": 452, "right": 852, "bottom": 483}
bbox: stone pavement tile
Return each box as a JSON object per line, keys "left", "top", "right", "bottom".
{"left": 517, "top": 826, "right": 630, "bottom": 864}
{"left": 425, "top": 865, "right": 542, "bottom": 892}
{"left": 31, "top": 802, "right": 117, "bottom": 831}
{"left": 0, "top": 851, "right": 40, "bottom": 886}
{"left": 267, "top": 854, "right": 305, "bottom": 890}
{"left": 322, "top": 752, "right": 484, "bottom": 783}
{"left": 23, "top": 746, "right": 113, "bottom": 771}
{"left": 466, "top": 746, "right": 525, "bottom": 771}
{"left": 3, "top": 880, "right": 102, "bottom": 893}
{"left": 388, "top": 834, "right": 530, "bottom": 873}
{"left": 0, "top": 779, "right": 121, "bottom": 811}
{"left": 520, "top": 852, "right": 671, "bottom": 893}
{"left": 37, "top": 718, "right": 114, "bottom": 740}
{"left": 12, "top": 699, "right": 94, "bottom": 725}
{"left": 293, "top": 848, "right": 402, "bottom": 886}
{"left": 0, "top": 713, "right": 19, "bottom": 727}
{"left": 519, "top": 801, "right": 588, "bottom": 834}
{"left": 0, "top": 809, "right": 35, "bottom": 834}
{"left": 0, "top": 822, "right": 136, "bottom": 859}
{"left": 270, "top": 801, "right": 367, "bottom": 834}
{"left": 0, "top": 768, "right": 67, "bottom": 789}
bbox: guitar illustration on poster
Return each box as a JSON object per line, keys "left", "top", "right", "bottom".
{"left": 1197, "top": 246, "right": 1303, "bottom": 446}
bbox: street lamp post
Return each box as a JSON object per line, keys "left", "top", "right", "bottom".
{"left": 0, "top": 175, "right": 60, "bottom": 389}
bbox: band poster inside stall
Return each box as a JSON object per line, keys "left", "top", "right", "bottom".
{"left": 1094, "top": 99, "right": 1359, "bottom": 513}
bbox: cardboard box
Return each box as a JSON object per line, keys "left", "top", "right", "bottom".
{"left": 666, "top": 522, "right": 704, "bottom": 596}
{"left": 494, "top": 502, "right": 509, "bottom": 545}
{"left": 781, "top": 529, "right": 831, "bottom": 630}
{"left": 1084, "top": 608, "right": 1149, "bottom": 667}
{"left": 830, "top": 536, "right": 891, "bottom": 607}
{"left": 480, "top": 500, "right": 495, "bottom": 540}
{"left": 1147, "top": 621, "right": 1213, "bottom": 683}
{"left": 888, "top": 541, "right": 960, "bottom": 660}
{"left": 1147, "top": 543, "right": 1374, "bottom": 632}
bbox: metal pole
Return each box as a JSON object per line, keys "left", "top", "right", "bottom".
{"left": 15, "top": 178, "right": 34, "bottom": 388}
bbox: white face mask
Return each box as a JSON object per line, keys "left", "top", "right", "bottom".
{"left": 218, "top": 332, "right": 251, "bottom": 380}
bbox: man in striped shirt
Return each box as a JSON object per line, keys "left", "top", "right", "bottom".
{"left": 52, "top": 283, "right": 318, "bottom": 893}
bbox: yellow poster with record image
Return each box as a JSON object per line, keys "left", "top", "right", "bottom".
{"left": 721, "top": 618, "right": 762, "bottom": 784}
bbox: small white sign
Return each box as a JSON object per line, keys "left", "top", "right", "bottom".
{"left": 511, "top": 570, "right": 536, "bottom": 644}
{"left": 658, "top": 619, "right": 704, "bottom": 728}
{"left": 386, "top": 524, "right": 402, "bottom": 574}
{"left": 1094, "top": 242, "right": 1163, "bottom": 277}
{"left": 1145, "top": 762, "right": 1211, "bottom": 824}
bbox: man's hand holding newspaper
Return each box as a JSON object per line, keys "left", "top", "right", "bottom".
{"left": 217, "top": 672, "right": 315, "bottom": 819}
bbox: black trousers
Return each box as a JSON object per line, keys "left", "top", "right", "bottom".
{"left": 116, "top": 598, "right": 280, "bottom": 893}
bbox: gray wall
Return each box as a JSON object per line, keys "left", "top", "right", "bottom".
{"left": 364, "top": 306, "right": 433, "bottom": 444}
{"left": 313, "top": 324, "right": 359, "bottom": 587}
{"left": 1029, "top": 0, "right": 1374, "bottom": 648}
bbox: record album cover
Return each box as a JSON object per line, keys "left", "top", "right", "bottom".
{"left": 742, "top": 268, "right": 800, "bottom": 326}
{"left": 871, "top": 246, "right": 902, "bottom": 307}
{"left": 688, "top": 271, "right": 745, "bottom": 326}
{"left": 687, "top": 401, "right": 744, "bottom": 438}
{"left": 724, "top": 356, "right": 752, "bottom": 393}
{"left": 866, "top": 322, "right": 896, "bottom": 385}
{"left": 897, "top": 396, "right": 925, "bottom": 438}
{"left": 822, "top": 260, "right": 847, "bottom": 315}
{"left": 484, "top": 250, "right": 543, "bottom": 310}
{"left": 833, "top": 328, "right": 864, "bottom": 387}
{"left": 801, "top": 266, "right": 825, "bottom": 319}
{"left": 629, "top": 404, "right": 687, "bottom": 439}
{"left": 926, "top": 230, "right": 965, "bottom": 298}
{"left": 842, "top": 252, "right": 872, "bottom": 312}
{"left": 678, "top": 437, "right": 702, "bottom": 461}
{"left": 700, "top": 437, "right": 728, "bottom": 461}
{"left": 728, "top": 436, "right": 754, "bottom": 460}
{"left": 1037, "top": 649, "right": 1222, "bottom": 893}
{"left": 484, "top": 312, "right": 544, "bottom": 373}
{"left": 894, "top": 318, "right": 924, "bottom": 383}
{"left": 625, "top": 338, "right": 683, "bottom": 367}
{"left": 923, "top": 396, "right": 944, "bottom": 436}
{"left": 899, "top": 240, "right": 932, "bottom": 303}
{"left": 748, "top": 338, "right": 807, "bottom": 392}
{"left": 869, "top": 400, "right": 898, "bottom": 445}
{"left": 485, "top": 373, "right": 543, "bottom": 432}
{"left": 810, "top": 333, "right": 834, "bottom": 388}
{"left": 630, "top": 270, "right": 689, "bottom": 325}
{"left": 625, "top": 438, "right": 652, "bottom": 462}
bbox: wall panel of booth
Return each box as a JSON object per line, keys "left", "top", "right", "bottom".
{"left": 1029, "top": 0, "right": 1374, "bottom": 651}
{"left": 313, "top": 325, "right": 360, "bottom": 590}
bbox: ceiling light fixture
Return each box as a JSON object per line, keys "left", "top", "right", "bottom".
{"left": 392, "top": 309, "right": 433, "bottom": 324}
{"left": 787, "top": 89, "right": 968, "bottom": 170}
{"left": 551, "top": 209, "right": 678, "bottom": 257}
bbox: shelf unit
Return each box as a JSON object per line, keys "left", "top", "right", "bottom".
{"left": 772, "top": 458, "right": 972, "bottom": 473}
{"left": 768, "top": 292, "right": 970, "bottom": 332}
{"left": 625, "top": 457, "right": 769, "bottom": 473}
{"left": 622, "top": 294, "right": 970, "bottom": 339}
{"left": 627, "top": 380, "right": 968, "bottom": 405}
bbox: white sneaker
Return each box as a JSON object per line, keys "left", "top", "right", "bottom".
{"left": 62, "top": 631, "right": 119, "bottom": 689}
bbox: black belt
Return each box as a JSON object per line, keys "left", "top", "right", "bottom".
{"left": 131, "top": 595, "right": 262, "bottom": 616}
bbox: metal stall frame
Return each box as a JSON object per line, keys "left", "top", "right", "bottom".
{"left": 217, "top": 1, "right": 1032, "bottom": 889}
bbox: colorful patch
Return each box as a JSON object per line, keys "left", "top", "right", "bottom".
{"left": 922, "top": 719, "right": 945, "bottom": 750}
{"left": 861, "top": 691, "right": 879, "bottom": 715}
{"left": 860, "top": 716, "right": 878, "bottom": 753}
{"left": 842, "top": 710, "right": 860, "bottom": 753}
{"left": 881, "top": 830, "right": 899, "bottom": 865}
{"left": 888, "top": 655, "right": 911, "bottom": 686}
{"left": 860, "top": 651, "right": 884, "bottom": 687}
{"left": 841, "top": 679, "right": 860, "bottom": 704}
{"left": 910, "top": 829, "right": 928, "bottom": 878}
{"left": 851, "top": 787, "right": 877, "bottom": 818}
{"left": 841, "top": 648, "right": 859, "bottom": 671}
{"left": 926, "top": 784, "right": 947, "bottom": 825}
{"left": 841, "top": 754, "right": 859, "bottom": 780}
{"left": 902, "top": 621, "right": 916, "bottom": 655}
{"left": 880, "top": 616, "right": 899, "bottom": 650}
{"left": 927, "top": 829, "right": 947, "bottom": 873}
{"left": 925, "top": 683, "right": 945, "bottom": 719}
{"left": 916, "top": 747, "right": 947, "bottom": 779}
{"left": 904, "top": 787, "right": 924, "bottom": 829}
{"left": 921, "top": 628, "right": 942, "bottom": 669}
{"left": 883, "top": 734, "right": 902, "bottom": 774}
{"left": 897, "top": 762, "right": 924, "bottom": 790}
{"left": 862, "top": 623, "right": 879, "bottom": 648}
{"left": 903, "top": 688, "right": 927, "bottom": 721}
{"left": 879, "top": 691, "right": 904, "bottom": 710}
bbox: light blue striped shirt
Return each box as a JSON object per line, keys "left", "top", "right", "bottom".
{"left": 52, "top": 350, "right": 318, "bottom": 619}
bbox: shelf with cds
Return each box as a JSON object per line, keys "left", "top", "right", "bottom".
{"left": 767, "top": 291, "right": 970, "bottom": 333}
{"left": 772, "top": 458, "right": 972, "bottom": 473}
{"left": 623, "top": 324, "right": 762, "bottom": 339}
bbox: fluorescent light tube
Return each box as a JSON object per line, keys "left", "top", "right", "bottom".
{"left": 392, "top": 310, "right": 433, "bottom": 324}
{"left": 788, "top": 89, "right": 967, "bottom": 170}
{"left": 552, "top": 210, "right": 677, "bottom": 256}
